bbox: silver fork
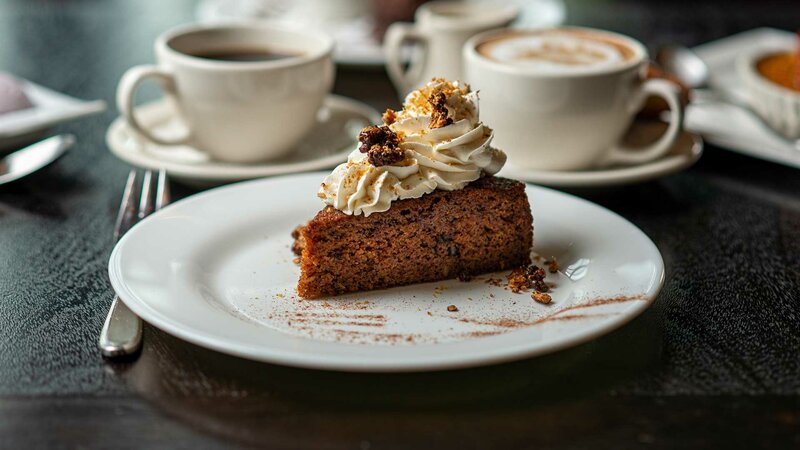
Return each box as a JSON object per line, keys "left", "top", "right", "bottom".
{"left": 98, "top": 169, "right": 170, "bottom": 359}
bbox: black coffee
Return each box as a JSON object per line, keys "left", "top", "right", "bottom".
{"left": 190, "top": 48, "right": 300, "bottom": 62}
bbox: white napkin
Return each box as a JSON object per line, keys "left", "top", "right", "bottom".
{"left": 0, "top": 78, "right": 105, "bottom": 139}
{"left": 686, "top": 101, "right": 800, "bottom": 169}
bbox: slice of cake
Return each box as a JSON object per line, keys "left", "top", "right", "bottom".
{"left": 294, "top": 78, "right": 533, "bottom": 298}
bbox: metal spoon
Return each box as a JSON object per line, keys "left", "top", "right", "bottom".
{"left": 0, "top": 134, "right": 75, "bottom": 185}
{"left": 656, "top": 46, "right": 711, "bottom": 89}
{"left": 656, "top": 45, "right": 739, "bottom": 103}
{"left": 657, "top": 46, "right": 800, "bottom": 150}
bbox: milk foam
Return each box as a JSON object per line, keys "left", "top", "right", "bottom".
{"left": 480, "top": 32, "right": 631, "bottom": 73}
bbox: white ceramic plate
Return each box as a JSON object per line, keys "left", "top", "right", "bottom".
{"left": 499, "top": 125, "right": 703, "bottom": 187}
{"left": 106, "top": 95, "right": 380, "bottom": 187}
{"left": 196, "top": 0, "right": 567, "bottom": 66}
{"left": 109, "top": 172, "right": 664, "bottom": 372}
{"left": 686, "top": 28, "right": 800, "bottom": 169}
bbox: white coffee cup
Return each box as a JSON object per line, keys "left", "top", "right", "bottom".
{"left": 117, "top": 23, "right": 334, "bottom": 163}
{"left": 384, "top": 1, "right": 518, "bottom": 97}
{"left": 464, "top": 27, "right": 685, "bottom": 171}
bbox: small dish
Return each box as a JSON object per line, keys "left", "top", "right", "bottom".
{"left": 685, "top": 28, "right": 800, "bottom": 169}
{"left": 0, "top": 77, "right": 105, "bottom": 150}
{"left": 106, "top": 95, "right": 380, "bottom": 187}
{"left": 738, "top": 46, "right": 800, "bottom": 138}
{"left": 109, "top": 172, "right": 664, "bottom": 372}
{"left": 499, "top": 122, "right": 703, "bottom": 188}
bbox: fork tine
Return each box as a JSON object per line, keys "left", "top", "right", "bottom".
{"left": 155, "top": 169, "right": 170, "bottom": 211}
{"left": 113, "top": 170, "right": 141, "bottom": 242}
{"left": 138, "top": 170, "right": 156, "bottom": 219}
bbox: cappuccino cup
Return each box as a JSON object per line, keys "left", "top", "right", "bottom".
{"left": 117, "top": 23, "right": 334, "bottom": 163}
{"left": 464, "top": 27, "right": 684, "bottom": 171}
{"left": 384, "top": 1, "right": 518, "bottom": 97}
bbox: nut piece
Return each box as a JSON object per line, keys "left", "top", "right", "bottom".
{"left": 428, "top": 91, "right": 452, "bottom": 129}
{"left": 447, "top": 305, "right": 459, "bottom": 312}
{"left": 532, "top": 291, "right": 552, "bottom": 304}
{"left": 506, "top": 264, "right": 549, "bottom": 293}
{"left": 358, "top": 125, "right": 405, "bottom": 167}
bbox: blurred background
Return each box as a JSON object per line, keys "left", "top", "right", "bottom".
{"left": 2, "top": 0, "right": 799, "bottom": 113}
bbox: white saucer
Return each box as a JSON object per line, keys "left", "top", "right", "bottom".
{"left": 499, "top": 123, "right": 703, "bottom": 188}
{"left": 106, "top": 95, "right": 380, "bottom": 187}
{"left": 196, "top": 0, "right": 566, "bottom": 66}
{"left": 109, "top": 172, "right": 664, "bottom": 372}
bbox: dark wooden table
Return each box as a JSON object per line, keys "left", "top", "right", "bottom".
{"left": 1, "top": 0, "right": 799, "bottom": 448}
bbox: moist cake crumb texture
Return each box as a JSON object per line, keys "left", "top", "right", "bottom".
{"left": 295, "top": 176, "right": 533, "bottom": 299}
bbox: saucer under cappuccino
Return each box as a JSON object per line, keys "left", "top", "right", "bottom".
{"left": 476, "top": 29, "right": 636, "bottom": 72}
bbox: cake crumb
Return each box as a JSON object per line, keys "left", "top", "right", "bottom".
{"left": 507, "top": 264, "right": 548, "bottom": 293}
{"left": 447, "top": 305, "right": 459, "bottom": 312}
{"left": 486, "top": 277, "right": 504, "bottom": 287}
{"left": 291, "top": 226, "right": 306, "bottom": 256}
{"left": 427, "top": 311, "right": 432, "bottom": 316}
{"left": 428, "top": 91, "right": 453, "bottom": 129}
{"left": 293, "top": 257, "right": 301, "bottom": 265}
{"left": 545, "top": 257, "right": 559, "bottom": 273}
{"left": 532, "top": 291, "right": 552, "bottom": 304}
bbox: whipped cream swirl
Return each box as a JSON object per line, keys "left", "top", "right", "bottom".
{"left": 319, "top": 79, "right": 506, "bottom": 216}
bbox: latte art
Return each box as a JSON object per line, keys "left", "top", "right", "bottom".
{"left": 477, "top": 30, "right": 636, "bottom": 73}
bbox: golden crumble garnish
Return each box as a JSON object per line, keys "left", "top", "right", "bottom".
{"left": 506, "top": 265, "right": 548, "bottom": 293}
{"left": 382, "top": 108, "right": 397, "bottom": 125}
{"left": 532, "top": 291, "right": 552, "bottom": 304}
{"left": 428, "top": 91, "right": 452, "bottom": 129}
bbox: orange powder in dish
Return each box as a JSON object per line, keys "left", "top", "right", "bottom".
{"left": 757, "top": 51, "right": 800, "bottom": 92}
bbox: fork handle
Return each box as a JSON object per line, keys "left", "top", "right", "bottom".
{"left": 98, "top": 296, "right": 143, "bottom": 358}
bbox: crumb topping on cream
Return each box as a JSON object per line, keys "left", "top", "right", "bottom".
{"left": 318, "top": 78, "right": 506, "bottom": 216}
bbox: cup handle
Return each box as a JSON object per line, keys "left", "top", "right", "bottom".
{"left": 384, "top": 22, "right": 428, "bottom": 96}
{"left": 603, "top": 78, "right": 685, "bottom": 166}
{"left": 116, "top": 65, "right": 190, "bottom": 146}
